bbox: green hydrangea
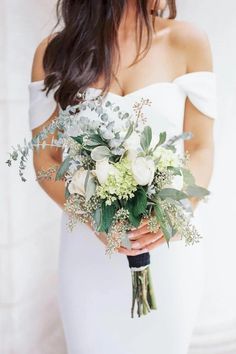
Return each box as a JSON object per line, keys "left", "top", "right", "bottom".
{"left": 97, "top": 158, "right": 138, "bottom": 205}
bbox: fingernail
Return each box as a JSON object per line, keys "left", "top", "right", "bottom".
{"left": 128, "top": 233, "right": 135, "bottom": 239}
{"left": 132, "top": 242, "right": 140, "bottom": 249}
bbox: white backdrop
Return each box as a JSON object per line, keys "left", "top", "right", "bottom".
{"left": 1, "top": 1, "right": 236, "bottom": 353}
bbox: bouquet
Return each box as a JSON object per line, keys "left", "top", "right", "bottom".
{"left": 6, "top": 93, "right": 209, "bottom": 318}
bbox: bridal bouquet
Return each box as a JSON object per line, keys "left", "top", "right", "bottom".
{"left": 6, "top": 93, "right": 209, "bottom": 318}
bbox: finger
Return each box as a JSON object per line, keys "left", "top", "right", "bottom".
{"left": 144, "top": 235, "right": 166, "bottom": 251}
{"left": 131, "top": 230, "right": 163, "bottom": 249}
{"left": 129, "top": 220, "right": 161, "bottom": 240}
{"left": 117, "top": 246, "right": 148, "bottom": 256}
{"left": 128, "top": 224, "right": 154, "bottom": 240}
{"left": 129, "top": 227, "right": 162, "bottom": 242}
{"left": 130, "top": 218, "right": 149, "bottom": 231}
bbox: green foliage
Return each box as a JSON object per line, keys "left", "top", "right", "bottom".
{"left": 84, "top": 134, "right": 106, "bottom": 148}
{"left": 72, "top": 135, "right": 84, "bottom": 145}
{"left": 140, "top": 126, "right": 152, "bottom": 151}
{"left": 158, "top": 188, "right": 188, "bottom": 201}
{"left": 152, "top": 132, "right": 167, "bottom": 151}
{"left": 185, "top": 185, "right": 210, "bottom": 198}
{"left": 154, "top": 204, "right": 174, "bottom": 245}
{"left": 165, "top": 132, "right": 193, "bottom": 147}
{"left": 181, "top": 168, "right": 195, "bottom": 185}
{"left": 123, "top": 122, "right": 134, "bottom": 141}
{"left": 167, "top": 166, "right": 182, "bottom": 176}
{"left": 55, "top": 156, "right": 71, "bottom": 180}
{"left": 125, "top": 187, "right": 147, "bottom": 227}
{"left": 97, "top": 201, "right": 117, "bottom": 233}
{"left": 91, "top": 145, "right": 111, "bottom": 161}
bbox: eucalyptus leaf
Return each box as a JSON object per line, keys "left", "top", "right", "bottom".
{"left": 158, "top": 188, "right": 188, "bottom": 201}
{"left": 123, "top": 122, "right": 134, "bottom": 142}
{"left": 181, "top": 168, "right": 195, "bottom": 186}
{"left": 167, "top": 166, "right": 182, "bottom": 176}
{"left": 165, "top": 132, "right": 193, "bottom": 147}
{"left": 165, "top": 145, "right": 176, "bottom": 153}
{"left": 101, "top": 113, "right": 108, "bottom": 121}
{"left": 65, "top": 186, "right": 70, "bottom": 199}
{"left": 55, "top": 156, "right": 71, "bottom": 180}
{"left": 93, "top": 208, "right": 102, "bottom": 231}
{"left": 91, "top": 146, "right": 111, "bottom": 161}
{"left": 185, "top": 185, "right": 210, "bottom": 198}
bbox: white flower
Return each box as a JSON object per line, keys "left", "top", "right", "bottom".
{"left": 95, "top": 159, "right": 118, "bottom": 185}
{"left": 154, "top": 146, "right": 179, "bottom": 171}
{"left": 123, "top": 132, "right": 140, "bottom": 161}
{"left": 68, "top": 168, "right": 93, "bottom": 196}
{"left": 131, "top": 157, "right": 155, "bottom": 186}
{"left": 126, "top": 149, "right": 138, "bottom": 161}
{"left": 124, "top": 131, "right": 140, "bottom": 150}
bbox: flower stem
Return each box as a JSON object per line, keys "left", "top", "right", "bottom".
{"left": 130, "top": 267, "right": 157, "bottom": 318}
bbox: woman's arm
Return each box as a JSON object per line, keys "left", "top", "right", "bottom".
{"left": 31, "top": 38, "right": 66, "bottom": 209}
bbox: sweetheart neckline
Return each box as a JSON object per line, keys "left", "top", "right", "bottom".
{"left": 87, "top": 81, "right": 177, "bottom": 99}
{"left": 30, "top": 71, "right": 215, "bottom": 99}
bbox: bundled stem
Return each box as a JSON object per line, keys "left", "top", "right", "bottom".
{"left": 127, "top": 253, "right": 157, "bottom": 318}
{"left": 130, "top": 267, "right": 157, "bottom": 317}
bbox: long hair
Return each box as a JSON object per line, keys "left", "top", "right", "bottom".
{"left": 43, "top": 0, "right": 177, "bottom": 109}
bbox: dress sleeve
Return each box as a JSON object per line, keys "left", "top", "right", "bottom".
{"left": 174, "top": 71, "right": 217, "bottom": 119}
{"left": 28, "top": 80, "right": 57, "bottom": 130}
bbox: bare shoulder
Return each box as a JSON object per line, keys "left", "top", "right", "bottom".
{"left": 31, "top": 34, "right": 56, "bottom": 82}
{"left": 168, "top": 19, "right": 213, "bottom": 72}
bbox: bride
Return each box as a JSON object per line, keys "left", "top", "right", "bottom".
{"left": 29, "top": 0, "right": 216, "bottom": 353}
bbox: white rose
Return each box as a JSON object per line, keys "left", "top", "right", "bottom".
{"left": 68, "top": 168, "right": 92, "bottom": 196}
{"left": 95, "top": 159, "right": 118, "bottom": 185}
{"left": 131, "top": 157, "right": 155, "bottom": 186}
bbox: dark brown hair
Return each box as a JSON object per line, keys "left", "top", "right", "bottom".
{"left": 43, "top": 0, "right": 177, "bottom": 109}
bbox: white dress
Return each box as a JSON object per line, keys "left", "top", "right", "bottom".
{"left": 29, "top": 71, "right": 217, "bottom": 354}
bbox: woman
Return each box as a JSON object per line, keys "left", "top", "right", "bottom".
{"left": 29, "top": 0, "right": 216, "bottom": 353}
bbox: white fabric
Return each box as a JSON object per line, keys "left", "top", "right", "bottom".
{"left": 174, "top": 71, "right": 217, "bottom": 119}
{"left": 29, "top": 80, "right": 57, "bottom": 130}
{"left": 59, "top": 219, "right": 204, "bottom": 354}
{"left": 28, "top": 71, "right": 217, "bottom": 130}
{"left": 27, "top": 72, "right": 217, "bottom": 353}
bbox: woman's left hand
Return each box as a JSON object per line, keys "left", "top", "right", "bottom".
{"left": 127, "top": 219, "right": 165, "bottom": 252}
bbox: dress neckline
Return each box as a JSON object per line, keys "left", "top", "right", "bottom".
{"left": 29, "top": 71, "right": 215, "bottom": 99}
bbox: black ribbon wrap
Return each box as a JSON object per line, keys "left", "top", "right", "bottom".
{"left": 126, "top": 252, "right": 157, "bottom": 317}
{"left": 127, "top": 252, "right": 150, "bottom": 268}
